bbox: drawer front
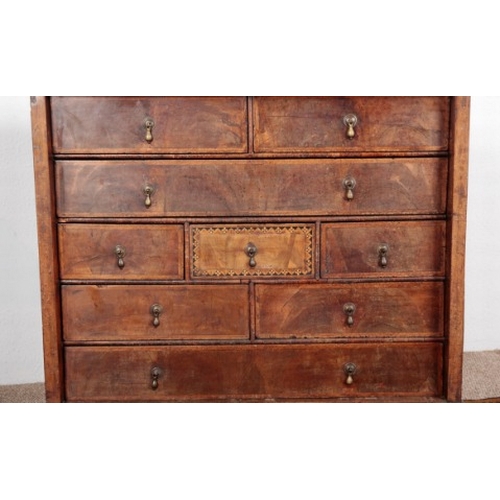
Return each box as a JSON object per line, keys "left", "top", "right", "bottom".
{"left": 51, "top": 97, "right": 248, "bottom": 154}
{"left": 256, "top": 282, "right": 444, "bottom": 339}
{"left": 56, "top": 158, "right": 447, "bottom": 218}
{"left": 64, "top": 343, "right": 443, "bottom": 401}
{"left": 62, "top": 285, "right": 249, "bottom": 341}
{"left": 58, "top": 224, "right": 184, "bottom": 280}
{"left": 321, "top": 221, "right": 446, "bottom": 279}
{"left": 254, "top": 97, "right": 450, "bottom": 153}
{"left": 191, "top": 224, "right": 314, "bottom": 278}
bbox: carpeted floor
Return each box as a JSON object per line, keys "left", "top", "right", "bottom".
{"left": 461, "top": 349, "right": 500, "bottom": 401}
{"left": 1, "top": 350, "right": 499, "bottom": 402}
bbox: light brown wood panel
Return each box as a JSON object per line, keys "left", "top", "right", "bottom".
{"left": 62, "top": 285, "right": 249, "bottom": 341}
{"left": 191, "top": 224, "right": 314, "bottom": 278}
{"left": 256, "top": 282, "right": 444, "bottom": 339}
{"left": 321, "top": 220, "right": 446, "bottom": 279}
{"left": 51, "top": 97, "right": 248, "bottom": 154}
{"left": 254, "top": 97, "right": 450, "bottom": 153}
{"left": 64, "top": 343, "right": 443, "bottom": 401}
{"left": 58, "top": 224, "right": 184, "bottom": 280}
{"left": 30, "top": 97, "right": 65, "bottom": 403}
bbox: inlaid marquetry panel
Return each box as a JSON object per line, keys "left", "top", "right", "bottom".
{"left": 191, "top": 224, "right": 314, "bottom": 278}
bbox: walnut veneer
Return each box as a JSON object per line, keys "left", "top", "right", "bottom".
{"left": 31, "top": 96, "right": 470, "bottom": 402}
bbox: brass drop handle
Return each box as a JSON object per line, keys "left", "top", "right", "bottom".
{"left": 343, "top": 302, "right": 356, "bottom": 327}
{"left": 151, "top": 304, "right": 163, "bottom": 327}
{"left": 378, "top": 244, "right": 389, "bottom": 268}
{"left": 343, "top": 362, "right": 357, "bottom": 385}
{"left": 151, "top": 366, "right": 161, "bottom": 390}
{"left": 143, "top": 185, "right": 154, "bottom": 208}
{"left": 114, "top": 245, "right": 126, "bottom": 269}
{"left": 245, "top": 242, "right": 258, "bottom": 268}
{"left": 343, "top": 176, "right": 356, "bottom": 201}
{"left": 144, "top": 117, "right": 155, "bottom": 143}
{"left": 343, "top": 113, "right": 358, "bottom": 139}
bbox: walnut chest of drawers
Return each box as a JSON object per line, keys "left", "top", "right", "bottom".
{"left": 31, "top": 96, "right": 470, "bottom": 402}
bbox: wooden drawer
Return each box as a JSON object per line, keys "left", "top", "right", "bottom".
{"left": 191, "top": 224, "right": 314, "bottom": 278}
{"left": 62, "top": 285, "right": 249, "bottom": 341}
{"left": 256, "top": 282, "right": 444, "bottom": 339}
{"left": 254, "top": 97, "right": 450, "bottom": 153}
{"left": 56, "top": 158, "right": 447, "bottom": 217}
{"left": 58, "top": 224, "right": 184, "bottom": 280}
{"left": 321, "top": 220, "right": 446, "bottom": 279}
{"left": 50, "top": 97, "right": 248, "bottom": 154}
{"left": 64, "top": 343, "right": 443, "bottom": 401}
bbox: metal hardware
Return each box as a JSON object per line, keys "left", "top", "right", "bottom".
{"left": 151, "top": 366, "right": 161, "bottom": 390}
{"left": 143, "top": 185, "right": 154, "bottom": 208}
{"left": 245, "top": 242, "right": 258, "bottom": 268}
{"left": 144, "top": 117, "right": 154, "bottom": 143}
{"left": 343, "top": 113, "right": 358, "bottom": 139}
{"left": 151, "top": 304, "right": 163, "bottom": 327}
{"left": 378, "top": 244, "right": 389, "bottom": 268}
{"left": 343, "top": 302, "right": 356, "bottom": 327}
{"left": 114, "top": 245, "right": 126, "bottom": 269}
{"left": 343, "top": 176, "right": 356, "bottom": 201}
{"left": 343, "top": 362, "right": 357, "bottom": 385}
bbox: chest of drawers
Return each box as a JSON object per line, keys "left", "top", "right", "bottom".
{"left": 31, "top": 96, "right": 470, "bottom": 402}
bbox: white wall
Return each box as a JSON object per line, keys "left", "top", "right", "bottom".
{"left": 464, "top": 97, "right": 500, "bottom": 351}
{"left": 0, "top": 96, "right": 498, "bottom": 384}
{"left": 0, "top": 97, "right": 44, "bottom": 384}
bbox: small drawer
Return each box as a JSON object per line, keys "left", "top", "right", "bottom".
{"left": 256, "top": 282, "right": 444, "bottom": 339}
{"left": 321, "top": 220, "right": 446, "bottom": 279}
{"left": 51, "top": 97, "right": 248, "bottom": 154}
{"left": 254, "top": 97, "right": 450, "bottom": 153}
{"left": 191, "top": 224, "right": 314, "bottom": 278}
{"left": 62, "top": 284, "right": 249, "bottom": 341}
{"left": 64, "top": 343, "right": 443, "bottom": 401}
{"left": 58, "top": 224, "right": 184, "bottom": 280}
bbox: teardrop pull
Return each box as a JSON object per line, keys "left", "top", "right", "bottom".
{"left": 114, "top": 245, "right": 126, "bottom": 269}
{"left": 151, "top": 304, "right": 163, "bottom": 327}
{"left": 144, "top": 117, "right": 154, "bottom": 143}
{"left": 343, "top": 362, "right": 357, "bottom": 385}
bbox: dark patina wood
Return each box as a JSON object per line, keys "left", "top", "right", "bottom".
{"left": 51, "top": 96, "right": 248, "bottom": 154}
{"left": 321, "top": 220, "right": 446, "bottom": 279}
{"left": 55, "top": 158, "right": 448, "bottom": 218}
{"left": 58, "top": 224, "right": 184, "bottom": 280}
{"left": 62, "top": 285, "right": 249, "bottom": 341}
{"left": 255, "top": 282, "right": 443, "bottom": 339}
{"left": 64, "top": 343, "right": 443, "bottom": 402}
{"left": 31, "top": 96, "right": 469, "bottom": 402}
{"left": 254, "top": 96, "right": 450, "bottom": 153}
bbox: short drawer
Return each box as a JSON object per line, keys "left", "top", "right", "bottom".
{"left": 62, "top": 284, "right": 249, "bottom": 341}
{"left": 56, "top": 158, "right": 447, "bottom": 217}
{"left": 191, "top": 224, "right": 314, "bottom": 278}
{"left": 321, "top": 220, "right": 446, "bottom": 279}
{"left": 58, "top": 224, "right": 184, "bottom": 280}
{"left": 256, "top": 282, "right": 444, "bottom": 339}
{"left": 254, "top": 96, "right": 450, "bottom": 153}
{"left": 50, "top": 97, "right": 248, "bottom": 154}
{"left": 64, "top": 343, "right": 443, "bottom": 401}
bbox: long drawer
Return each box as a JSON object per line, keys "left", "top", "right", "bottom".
{"left": 62, "top": 285, "right": 249, "bottom": 341}
{"left": 255, "top": 282, "right": 444, "bottom": 339}
{"left": 64, "top": 343, "right": 443, "bottom": 401}
{"left": 58, "top": 224, "right": 184, "bottom": 280}
{"left": 50, "top": 97, "right": 248, "bottom": 154}
{"left": 254, "top": 97, "right": 450, "bottom": 153}
{"left": 55, "top": 158, "right": 447, "bottom": 217}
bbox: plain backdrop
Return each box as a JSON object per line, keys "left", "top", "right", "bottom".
{"left": 0, "top": 96, "right": 499, "bottom": 385}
